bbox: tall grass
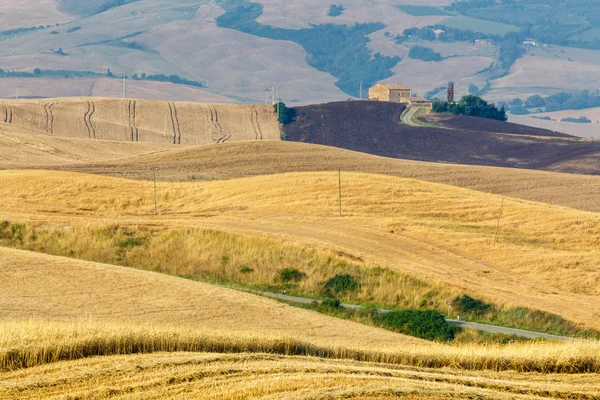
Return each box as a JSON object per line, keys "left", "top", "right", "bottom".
{"left": 1, "top": 320, "right": 599, "bottom": 374}
{"left": 0, "top": 220, "right": 454, "bottom": 311}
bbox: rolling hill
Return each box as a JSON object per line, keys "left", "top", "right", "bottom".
{"left": 26, "top": 141, "right": 600, "bottom": 213}
{"left": 1, "top": 169, "right": 599, "bottom": 332}
{"left": 284, "top": 101, "right": 600, "bottom": 174}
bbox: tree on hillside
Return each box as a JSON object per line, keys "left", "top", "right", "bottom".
{"left": 433, "top": 95, "right": 507, "bottom": 121}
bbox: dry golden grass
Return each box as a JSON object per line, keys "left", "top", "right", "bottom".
{"left": 46, "top": 141, "right": 600, "bottom": 213}
{"left": 0, "top": 98, "right": 280, "bottom": 145}
{"left": 0, "top": 122, "right": 173, "bottom": 166}
{"left": 1, "top": 249, "right": 600, "bottom": 380}
{"left": 0, "top": 170, "right": 599, "bottom": 330}
{"left": 2, "top": 351, "right": 600, "bottom": 400}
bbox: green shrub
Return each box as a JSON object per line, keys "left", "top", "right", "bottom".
{"left": 323, "top": 274, "right": 359, "bottom": 296}
{"left": 452, "top": 295, "right": 493, "bottom": 317}
{"left": 321, "top": 298, "right": 342, "bottom": 309}
{"left": 277, "top": 268, "right": 307, "bottom": 283}
{"left": 239, "top": 265, "right": 254, "bottom": 274}
{"left": 408, "top": 45, "right": 443, "bottom": 62}
{"left": 376, "top": 310, "right": 459, "bottom": 341}
{"left": 116, "top": 237, "right": 145, "bottom": 249}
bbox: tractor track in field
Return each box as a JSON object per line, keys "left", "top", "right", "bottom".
{"left": 83, "top": 102, "right": 93, "bottom": 139}
{"left": 251, "top": 109, "right": 263, "bottom": 140}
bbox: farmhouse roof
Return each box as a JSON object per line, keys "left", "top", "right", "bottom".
{"left": 375, "top": 83, "right": 411, "bottom": 90}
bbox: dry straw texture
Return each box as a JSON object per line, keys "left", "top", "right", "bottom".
{"left": 0, "top": 170, "right": 599, "bottom": 329}
{"left": 2, "top": 352, "right": 600, "bottom": 399}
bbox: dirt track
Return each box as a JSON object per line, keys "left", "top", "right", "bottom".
{"left": 0, "top": 98, "right": 280, "bottom": 145}
{"left": 285, "top": 101, "right": 600, "bottom": 175}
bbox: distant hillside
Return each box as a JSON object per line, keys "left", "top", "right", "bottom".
{"left": 284, "top": 101, "right": 600, "bottom": 175}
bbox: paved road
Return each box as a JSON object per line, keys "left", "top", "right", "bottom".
{"left": 252, "top": 291, "right": 576, "bottom": 342}
{"left": 401, "top": 106, "right": 425, "bottom": 127}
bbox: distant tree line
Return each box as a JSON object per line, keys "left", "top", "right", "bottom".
{"left": 216, "top": 0, "right": 401, "bottom": 97}
{"left": 0, "top": 25, "right": 55, "bottom": 37}
{"left": 131, "top": 72, "right": 206, "bottom": 88}
{"left": 0, "top": 68, "right": 206, "bottom": 89}
{"left": 397, "top": 26, "right": 525, "bottom": 78}
{"left": 506, "top": 91, "right": 600, "bottom": 114}
{"left": 433, "top": 95, "right": 507, "bottom": 121}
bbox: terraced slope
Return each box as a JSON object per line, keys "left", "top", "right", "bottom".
{"left": 0, "top": 98, "right": 280, "bottom": 145}
{"left": 39, "top": 141, "right": 600, "bottom": 213}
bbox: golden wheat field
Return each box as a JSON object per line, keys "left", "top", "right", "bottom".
{"left": 1, "top": 169, "right": 599, "bottom": 331}
{"left": 0, "top": 98, "right": 280, "bottom": 145}
{"left": 43, "top": 140, "right": 600, "bottom": 213}
{"left": 1, "top": 248, "right": 600, "bottom": 399}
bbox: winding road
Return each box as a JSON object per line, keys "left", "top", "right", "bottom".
{"left": 252, "top": 290, "right": 577, "bottom": 342}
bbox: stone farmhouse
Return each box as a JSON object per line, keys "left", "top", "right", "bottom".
{"left": 369, "top": 83, "right": 432, "bottom": 108}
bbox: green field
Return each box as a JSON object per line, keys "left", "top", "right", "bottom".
{"left": 440, "top": 16, "right": 519, "bottom": 36}
{"left": 396, "top": 5, "right": 453, "bottom": 17}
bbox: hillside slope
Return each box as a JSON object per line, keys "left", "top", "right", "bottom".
{"left": 0, "top": 98, "right": 280, "bottom": 145}
{"left": 0, "top": 246, "right": 420, "bottom": 348}
{"left": 0, "top": 122, "right": 173, "bottom": 165}
{"left": 35, "top": 141, "right": 600, "bottom": 213}
{"left": 1, "top": 170, "right": 599, "bottom": 330}
{"left": 285, "top": 101, "right": 600, "bottom": 174}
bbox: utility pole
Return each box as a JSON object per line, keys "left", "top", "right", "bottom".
{"left": 338, "top": 169, "right": 342, "bottom": 217}
{"left": 271, "top": 85, "right": 275, "bottom": 104}
{"left": 153, "top": 171, "right": 158, "bottom": 216}
{"left": 122, "top": 69, "right": 127, "bottom": 99}
{"left": 493, "top": 198, "right": 504, "bottom": 246}
{"left": 265, "top": 89, "right": 269, "bottom": 105}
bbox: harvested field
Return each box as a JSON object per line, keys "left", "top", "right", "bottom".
{"left": 38, "top": 141, "right": 600, "bottom": 213}
{"left": 285, "top": 101, "right": 600, "bottom": 174}
{"left": 0, "top": 122, "right": 173, "bottom": 165}
{"left": 1, "top": 170, "right": 600, "bottom": 330}
{"left": 0, "top": 98, "right": 280, "bottom": 145}
{"left": 2, "top": 352, "right": 600, "bottom": 399}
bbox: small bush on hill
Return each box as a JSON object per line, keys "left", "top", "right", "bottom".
{"left": 321, "top": 298, "right": 342, "bottom": 309}
{"left": 376, "top": 310, "right": 459, "bottom": 341}
{"left": 277, "top": 268, "right": 307, "bottom": 283}
{"left": 323, "top": 274, "right": 359, "bottom": 296}
{"left": 452, "top": 295, "right": 493, "bottom": 317}
{"left": 239, "top": 265, "right": 254, "bottom": 273}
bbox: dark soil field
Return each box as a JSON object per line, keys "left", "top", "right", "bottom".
{"left": 284, "top": 101, "right": 600, "bottom": 174}
{"left": 421, "top": 114, "right": 572, "bottom": 138}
